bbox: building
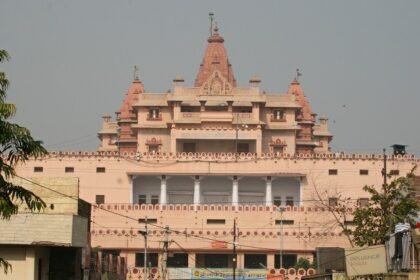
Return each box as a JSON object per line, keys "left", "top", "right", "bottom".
{"left": 0, "top": 178, "right": 90, "bottom": 280}
{"left": 14, "top": 24, "right": 420, "bottom": 279}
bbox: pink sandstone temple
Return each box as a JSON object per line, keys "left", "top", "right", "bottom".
{"left": 15, "top": 24, "right": 419, "bottom": 279}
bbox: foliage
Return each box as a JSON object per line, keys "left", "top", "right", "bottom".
{"left": 294, "top": 257, "right": 316, "bottom": 270}
{"left": 352, "top": 168, "right": 419, "bottom": 246}
{"left": 0, "top": 49, "right": 48, "bottom": 273}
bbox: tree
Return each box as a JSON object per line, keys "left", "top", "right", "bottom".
{"left": 0, "top": 49, "right": 48, "bottom": 273}
{"left": 311, "top": 176, "right": 356, "bottom": 247}
{"left": 294, "top": 257, "right": 316, "bottom": 270}
{"left": 352, "top": 168, "right": 419, "bottom": 246}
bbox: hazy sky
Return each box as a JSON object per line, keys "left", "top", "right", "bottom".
{"left": 1, "top": 1, "right": 419, "bottom": 155}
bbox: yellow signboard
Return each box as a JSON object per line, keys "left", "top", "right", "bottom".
{"left": 345, "top": 245, "right": 387, "bottom": 276}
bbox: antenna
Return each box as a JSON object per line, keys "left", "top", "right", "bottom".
{"left": 209, "top": 12, "right": 214, "bottom": 36}
{"left": 296, "top": 68, "right": 302, "bottom": 81}
{"left": 134, "top": 65, "right": 139, "bottom": 80}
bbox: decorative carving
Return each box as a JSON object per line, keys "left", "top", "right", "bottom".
{"left": 146, "top": 138, "right": 162, "bottom": 145}
{"left": 270, "top": 138, "right": 287, "bottom": 147}
{"left": 200, "top": 70, "right": 232, "bottom": 95}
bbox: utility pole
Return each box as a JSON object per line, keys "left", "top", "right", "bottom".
{"left": 161, "top": 225, "right": 169, "bottom": 280}
{"left": 277, "top": 206, "right": 286, "bottom": 269}
{"left": 233, "top": 218, "right": 237, "bottom": 280}
{"left": 143, "top": 217, "right": 148, "bottom": 280}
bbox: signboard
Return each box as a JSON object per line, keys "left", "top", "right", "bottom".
{"left": 168, "top": 268, "right": 193, "bottom": 279}
{"left": 345, "top": 245, "right": 387, "bottom": 276}
{"left": 191, "top": 268, "right": 268, "bottom": 280}
{"left": 211, "top": 241, "right": 228, "bottom": 248}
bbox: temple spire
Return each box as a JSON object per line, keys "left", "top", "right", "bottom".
{"left": 194, "top": 22, "right": 236, "bottom": 87}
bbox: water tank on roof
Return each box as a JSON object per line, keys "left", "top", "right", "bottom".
{"left": 391, "top": 144, "right": 407, "bottom": 156}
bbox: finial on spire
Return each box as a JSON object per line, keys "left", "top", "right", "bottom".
{"left": 209, "top": 12, "right": 214, "bottom": 36}
{"left": 134, "top": 65, "right": 139, "bottom": 80}
{"left": 214, "top": 21, "right": 219, "bottom": 33}
{"left": 295, "top": 68, "right": 302, "bottom": 82}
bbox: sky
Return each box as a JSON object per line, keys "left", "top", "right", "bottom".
{"left": 1, "top": 1, "right": 419, "bottom": 155}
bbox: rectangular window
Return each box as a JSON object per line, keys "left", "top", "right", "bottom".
{"left": 181, "top": 107, "right": 192, "bottom": 113}
{"left": 359, "top": 169, "right": 369, "bottom": 175}
{"left": 148, "top": 108, "right": 160, "bottom": 120}
{"left": 138, "top": 218, "right": 157, "bottom": 224}
{"left": 138, "top": 195, "right": 147, "bottom": 205}
{"left": 151, "top": 195, "right": 159, "bottom": 205}
{"left": 274, "top": 254, "right": 297, "bottom": 269}
{"left": 237, "top": 143, "right": 250, "bottom": 153}
{"left": 167, "top": 253, "right": 188, "bottom": 268}
{"left": 244, "top": 254, "right": 267, "bottom": 269}
{"left": 148, "top": 145, "right": 159, "bottom": 153}
{"left": 135, "top": 253, "right": 158, "bottom": 267}
{"left": 273, "top": 196, "right": 282, "bottom": 207}
{"left": 275, "top": 220, "right": 294, "bottom": 225}
{"left": 65, "top": 167, "right": 74, "bottom": 173}
{"left": 285, "top": 196, "right": 294, "bottom": 207}
{"left": 202, "top": 254, "right": 229, "bottom": 268}
{"left": 273, "top": 146, "right": 284, "bottom": 155}
{"left": 183, "top": 142, "right": 196, "bottom": 153}
{"left": 357, "top": 198, "right": 369, "bottom": 207}
{"left": 207, "top": 219, "right": 226, "bottom": 225}
{"left": 390, "top": 170, "right": 400, "bottom": 176}
{"left": 329, "top": 197, "right": 338, "bottom": 207}
{"left": 34, "top": 166, "right": 43, "bottom": 173}
{"left": 96, "top": 167, "right": 106, "bottom": 173}
{"left": 328, "top": 169, "right": 338, "bottom": 175}
{"left": 272, "top": 109, "right": 285, "bottom": 121}
{"left": 344, "top": 220, "right": 355, "bottom": 226}
{"left": 96, "top": 195, "right": 105, "bottom": 205}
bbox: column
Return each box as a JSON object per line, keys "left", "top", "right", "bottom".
{"left": 160, "top": 175, "right": 167, "bottom": 204}
{"left": 188, "top": 253, "right": 196, "bottom": 268}
{"left": 237, "top": 253, "right": 245, "bottom": 269}
{"left": 296, "top": 177, "right": 302, "bottom": 207}
{"left": 232, "top": 176, "right": 239, "bottom": 206}
{"left": 130, "top": 175, "right": 137, "bottom": 204}
{"left": 170, "top": 126, "right": 177, "bottom": 153}
{"left": 193, "top": 176, "right": 201, "bottom": 205}
{"left": 267, "top": 253, "right": 275, "bottom": 269}
{"left": 265, "top": 176, "right": 272, "bottom": 206}
{"left": 25, "top": 248, "right": 36, "bottom": 280}
{"left": 256, "top": 125, "right": 262, "bottom": 154}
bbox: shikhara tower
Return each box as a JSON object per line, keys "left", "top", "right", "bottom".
{"left": 98, "top": 25, "right": 332, "bottom": 155}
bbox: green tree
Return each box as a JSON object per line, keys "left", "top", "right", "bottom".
{"left": 0, "top": 49, "right": 47, "bottom": 273}
{"left": 352, "top": 168, "right": 419, "bottom": 246}
{"left": 294, "top": 257, "right": 316, "bottom": 270}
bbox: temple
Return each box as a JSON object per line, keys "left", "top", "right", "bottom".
{"left": 98, "top": 25, "right": 332, "bottom": 156}
{"left": 14, "top": 23, "right": 419, "bottom": 279}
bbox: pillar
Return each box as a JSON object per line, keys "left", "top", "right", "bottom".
{"left": 265, "top": 176, "right": 272, "bottom": 206}
{"left": 232, "top": 176, "right": 239, "bottom": 206}
{"left": 296, "top": 177, "right": 302, "bottom": 207}
{"left": 130, "top": 175, "right": 137, "bottom": 204}
{"left": 267, "top": 253, "right": 275, "bottom": 269}
{"left": 255, "top": 125, "right": 262, "bottom": 154}
{"left": 188, "top": 253, "right": 196, "bottom": 268}
{"left": 193, "top": 176, "right": 201, "bottom": 205}
{"left": 237, "top": 253, "right": 245, "bottom": 269}
{"left": 160, "top": 175, "right": 167, "bottom": 204}
{"left": 25, "top": 248, "right": 36, "bottom": 280}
